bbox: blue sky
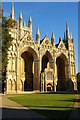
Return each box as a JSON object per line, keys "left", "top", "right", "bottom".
{"left": 2, "top": 2, "right": 78, "bottom": 73}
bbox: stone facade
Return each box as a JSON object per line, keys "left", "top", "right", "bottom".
{"left": 6, "top": 3, "right": 77, "bottom": 94}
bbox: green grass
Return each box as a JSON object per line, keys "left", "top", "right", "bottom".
{"left": 8, "top": 93, "right": 76, "bottom": 120}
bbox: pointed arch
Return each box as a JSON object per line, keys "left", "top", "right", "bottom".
{"left": 41, "top": 50, "right": 53, "bottom": 72}
{"left": 20, "top": 47, "right": 38, "bottom": 60}
{"left": 47, "top": 83, "right": 53, "bottom": 91}
{"left": 56, "top": 53, "right": 69, "bottom": 91}
{"left": 56, "top": 53, "right": 68, "bottom": 63}
{"left": 41, "top": 50, "right": 53, "bottom": 62}
{"left": 20, "top": 46, "right": 39, "bottom": 91}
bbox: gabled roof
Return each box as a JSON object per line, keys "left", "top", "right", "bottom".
{"left": 40, "top": 34, "right": 51, "bottom": 45}
{"left": 58, "top": 39, "right": 66, "bottom": 49}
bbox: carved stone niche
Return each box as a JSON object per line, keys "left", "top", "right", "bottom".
{"left": 44, "top": 62, "right": 54, "bottom": 81}
{"left": 40, "top": 62, "right": 54, "bottom": 92}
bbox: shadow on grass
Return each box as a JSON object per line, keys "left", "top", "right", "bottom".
{"left": 2, "top": 107, "right": 47, "bottom": 120}
{"left": 31, "top": 109, "right": 71, "bottom": 120}
{"left": 40, "top": 91, "right": 80, "bottom": 94}
{"left": 24, "top": 105, "right": 72, "bottom": 109}
{"left": 1, "top": 107, "right": 72, "bottom": 120}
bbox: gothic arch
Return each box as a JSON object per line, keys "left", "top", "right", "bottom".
{"left": 56, "top": 52, "right": 68, "bottom": 63}
{"left": 47, "top": 83, "right": 53, "bottom": 91}
{"left": 20, "top": 47, "right": 38, "bottom": 60}
{"left": 41, "top": 50, "right": 53, "bottom": 62}
{"left": 20, "top": 47, "right": 39, "bottom": 91}
{"left": 41, "top": 50, "right": 53, "bottom": 72}
{"left": 56, "top": 53, "right": 69, "bottom": 91}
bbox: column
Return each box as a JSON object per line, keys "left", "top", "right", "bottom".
{"left": 33, "top": 59, "right": 40, "bottom": 91}
{"left": 44, "top": 73, "right": 47, "bottom": 92}
{"left": 41, "top": 73, "right": 44, "bottom": 92}
{"left": 54, "top": 57, "right": 57, "bottom": 91}
{"left": 16, "top": 49, "right": 20, "bottom": 93}
{"left": 53, "top": 75, "right": 57, "bottom": 92}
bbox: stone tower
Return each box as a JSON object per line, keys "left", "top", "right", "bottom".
{"left": 6, "top": 3, "right": 77, "bottom": 94}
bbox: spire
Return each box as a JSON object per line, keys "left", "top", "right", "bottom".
{"left": 51, "top": 32, "right": 55, "bottom": 46}
{"left": 66, "top": 21, "right": 70, "bottom": 39}
{"left": 10, "top": 2, "right": 14, "bottom": 19}
{"left": 36, "top": 27, "right": 40, "bottom": 35}
{"left": 52, "top": 32, "right": 55, "bottom": 40}
{"left": 36, "top": 27, "right": 40, "bottom": 44}
{"left": 19, "top": 12, "right": 22, "bottom": 20}
{"left": 28, "top": 16, "right": 32, "bottom": 28}
{"left": 28, "top": 16, "right": 32, "bottom": 34}
{"left": 29, "top": 16, "right": 32, "bottom": 22}
{"left": 19, "top": 12, "right": 22, "bottom": 29}
{"left": 66, "top": 21, "right": 69, "bottom": 32}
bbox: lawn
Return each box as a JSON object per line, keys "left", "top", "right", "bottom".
{"left": 8, "top": 93, "right": 76, "bottom": 120}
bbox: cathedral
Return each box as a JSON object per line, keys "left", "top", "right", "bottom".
{"left": 6, "top": 3, "right": 77, "bottom": 94}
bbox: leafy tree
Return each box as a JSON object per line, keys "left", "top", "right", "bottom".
{"left": 76, "top": 72, "right": 80, "bottom": 82}
{"left": 2, "top": 10, "right": 17, "bottom": 92}
{"left": 76, "top": 72, "right": 80, "bottom": 91}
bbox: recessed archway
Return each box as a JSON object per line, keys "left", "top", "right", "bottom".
{"left": 41, "top": 51, "right": 53, "bottom": 72}
{"left": 47, "top": 83, "right": 53, "bottom": 91}
{"left": 56, "top": 54, "right": 68, "bottom": 91}
{"left": 20, "top": 47, "right": 38, "bottom": 91}
{"left": 21, "top": 51, "right": 33, "bottom": 91}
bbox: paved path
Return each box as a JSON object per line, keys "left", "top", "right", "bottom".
{"left": 69, "top": 94, "right": 80, "bottom": 120}
{"left": 1, "top": 95, "right": 48, "bottom": 120}
{"left": 1, "top": 93, "right": 80, "bottom": 120}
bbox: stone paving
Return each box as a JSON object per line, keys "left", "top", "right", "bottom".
{"left": 0, "top": 94, "right": 48, "bottom": 120}
{"left": 0, "top": 94, "right": 80, "bottom": 120}
{"left": 69, "top": 94, "right": 80, "bottom": 120}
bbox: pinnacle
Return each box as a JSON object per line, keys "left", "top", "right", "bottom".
{"left": 52, "top": 32, "right": 55, "bottom": 39}
{"left": 19, "top": 12, "right": 22, "bottom": 19}
{"left": 36, "top": 27, "right": 40, "bottom": 34}
{"left": 29, "top": 16, "right": 32, "bottom": 22}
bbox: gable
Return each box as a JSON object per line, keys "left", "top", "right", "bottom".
{"left": 41, "top": 35, "right": 51, "bottom": 46}
{"left": 19, "top": 33, "right": 35, "bottom": 48}
{"left": 58, "top": 40, "right": 66, "bottom": 50}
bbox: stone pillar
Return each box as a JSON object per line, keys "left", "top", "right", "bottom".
{"left": 54, "top": 57, "right": 57, "bottom": 91}
{"left": 16, "top": 49, "right": 20, "bottom": 93}
{"left": 54, "top": 80, "right": 57, "bottom": 92}
{"left": 73, "top": 81, "right": 77, "bottom": 91}
{"left": 33, "top": 59, "right": 40, "bottom": 91}
{"left": 44, "top": 73, "right": 47, "bottom": 92}
{"left": 41, "top": 73, "right": 44, "bottom": 92}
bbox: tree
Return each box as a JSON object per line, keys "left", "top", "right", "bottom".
{"left": 76, "top": 72, "right": 80, "bottom": 91}
{"left": 2, "top": 10, "right": 17, "bottom": 93}
{"left": 76, "top": 72, "right": 80, "bottom": 81}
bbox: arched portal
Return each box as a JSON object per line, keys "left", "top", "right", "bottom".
{"left": 47, "top": 83, "right": 53, "bottom": 91}
{"left": 20, "top": 47, "right": 38, "bottom": 91}
{"left": 56, "top": 54, "right": 69, "bottom": 91}
{"left": 42, "top": 51, "right": 53, "bottom": 72}
{"left": 21, "top": 51, "right": 33, "bottom": 91}
{"left": 42, "top": 55, "right": 49, "bottom": 72}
